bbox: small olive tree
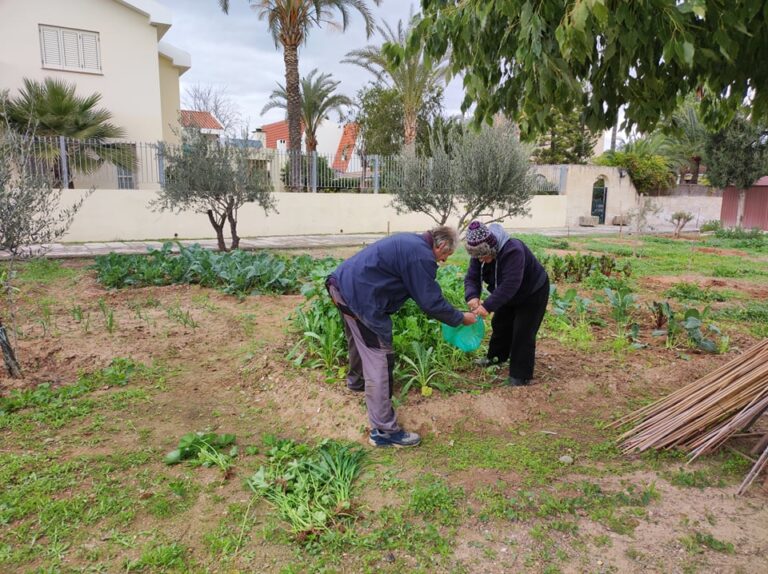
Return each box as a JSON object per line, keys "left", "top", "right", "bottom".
{"left": 671, "top": 211, "right": 694, "bottom": 238}
{"left": 0, "top": 112, "right": 89, "bottom": 377}
{"left": 154, "top": 131, "right": 276, "bottom": 251}
{"left": 391, "top": 120, "right": 537, "bottom": 232}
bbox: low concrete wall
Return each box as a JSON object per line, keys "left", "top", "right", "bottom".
{"left": 644, "top": 195, "right": 723, "bottom": 230}
{"left": 60, "top": 189, "right": 568, "bottom": 242}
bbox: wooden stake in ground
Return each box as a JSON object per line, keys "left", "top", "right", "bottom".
{"left": 0, "top": 321, "right": 22, "bottom": 378}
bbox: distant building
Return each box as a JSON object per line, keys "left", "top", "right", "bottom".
{"left": 179, "top": 110, "right": 224, "bottom": 140}
{"left": 0, "top": 0, "right": 191, "bottom": 144}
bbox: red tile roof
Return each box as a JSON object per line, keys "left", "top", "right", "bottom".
{"left": 179, "top": 110, "right": 224, "bottom": 131}
{"left": 332, "top": 123, "right": 359, "bottom": 172}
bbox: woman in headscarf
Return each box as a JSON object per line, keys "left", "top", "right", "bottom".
{"left": 464, "top": 220, "right": 550, "bottom": 386}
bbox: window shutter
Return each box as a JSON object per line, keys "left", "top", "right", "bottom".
{"left": 61, "top": 29, "right": 80, "bottom": 68}
{"left": 79, "top": 32, "right": 100, "bottom": 71}
{"left": 39, "top": 26, "right": 62, "bottom": 67}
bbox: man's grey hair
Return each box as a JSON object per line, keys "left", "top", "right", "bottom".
{"left": 465, "top": 242, "right": 497, "bottom": 260}
{"left": 430, "top": 225, "right": 459, "bottom": 252}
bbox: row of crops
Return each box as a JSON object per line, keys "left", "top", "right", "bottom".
{"left": 92, "top": 239, "right": 768, "bottom": 396}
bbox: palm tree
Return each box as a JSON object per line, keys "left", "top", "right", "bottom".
{"left": 668, "top": 98, "right": 708, "bottom": 184}
{"left": 262, "top": 68, "right": 351, "bottom": 153}
{"left": 343, "top": 15, "right": 449, "bottom": 152}
{"left": 5, "top": 77, "right": 135, "bottom": 188}
{"left": 219, "top": 0, "right": 379, "bottom": 190}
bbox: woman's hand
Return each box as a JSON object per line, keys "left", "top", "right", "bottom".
{"left": 461, "top": 312, "right": 477, "bottom": 325}
{"left": 474, "top": 304, "right": 489, "bottom": 318}
{"left": 467, "top": 298, "right": 481, "bottom": 312}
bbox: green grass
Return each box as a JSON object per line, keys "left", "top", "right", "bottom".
{"left": 680, "top": 531, "right": 735, "bottom": 554}
{"left": 473, "top": 480, "right": 660, "bottom": 536}
{"left": 15, "top": 258, "right": 77, "bottom": 284}
{"left": 419, "top": 431, "right": 585, "bottom": 484}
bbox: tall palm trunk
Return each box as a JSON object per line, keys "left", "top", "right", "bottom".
{"left": 305, "top": 134, "right": 318, "bottom": 153}
{"left": 284, "top": 43, "right": 303, "bottom": 192}
{"left": 403, "top": 107, "right": 417, "bottom": 154}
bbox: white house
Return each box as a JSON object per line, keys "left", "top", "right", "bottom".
{"left": 0, "top": 0, "right": 190, "bottom": 148}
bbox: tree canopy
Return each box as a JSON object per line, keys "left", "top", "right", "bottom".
{"left": 391, "top": 120, "right": 536, "bottom": 231}
{"left": 531, "top": 107, "right": 598, "bottom": 164}
{"left": 401, "top": 1, "right": 768, "bottom": 137}
{"left": 346, "top": 83, "right": 443, "bottom": 158}
{"left": 705, "top": 114, "right": 768, "bottom": 191}
{"left": 262, "top": 69, "right": 351, "bottom": 153}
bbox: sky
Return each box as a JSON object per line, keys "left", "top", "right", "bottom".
{"left": 155, "top": 0, "right": 466, "bottom": 130}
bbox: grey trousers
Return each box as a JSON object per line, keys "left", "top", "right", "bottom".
{"left": 327, "top": 283, "right": 399, "bottom": 433}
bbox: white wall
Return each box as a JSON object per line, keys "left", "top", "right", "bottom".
{"left": 645, "top": 196, "right": 723, "bottom": 230}
{"left": 60, "top": 190, "right": 568, "bottom": 242}
{"left": 314, "top": 122, "right": 344, "bottom": 157}
{"left": 561, "top": 165, "right": 637, "bottom": 227}
{"left": 0, "top": 0, "right": 166, "bottom": 143}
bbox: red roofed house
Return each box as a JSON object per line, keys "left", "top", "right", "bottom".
{"left": 721, "top": 176, "right": 768, "bottom": 230}
{"left": 179, "top": 109, "right": 224, "bottom": 140}
{"left": 332, "top": 123, "right": 359, "bottom": 173}
{"left": 261, "top": 120, "right": 299, "bottom": 151}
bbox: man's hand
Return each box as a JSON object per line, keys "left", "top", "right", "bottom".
{"left": 474, "top": 304, "right": 489, "bottom": 318}
{"left": 462, "top": 312, "right": 477, "bottom": 325}
{"left": 467, "top": 298, "right": 480, "bottom": 311}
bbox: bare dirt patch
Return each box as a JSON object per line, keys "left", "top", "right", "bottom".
{"left": 2, "top": 259, "right": 767, "bottom": 573}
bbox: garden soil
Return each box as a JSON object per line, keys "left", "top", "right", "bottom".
{"left": 2, "top": 258, "right": 767, "bottom": 573}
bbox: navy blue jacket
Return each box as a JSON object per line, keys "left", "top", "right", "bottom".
{"left": 331, "top": 233, "right": 464, "bottom": 342}
{"left": 464, "top": 225, "right": 548, "bottom": 313}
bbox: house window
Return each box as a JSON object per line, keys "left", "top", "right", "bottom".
{"left": 117, "top": 166, "right": 135, "bottom": 189}
{"left": 39, "top": 25, "right": 101, "bottom": 73}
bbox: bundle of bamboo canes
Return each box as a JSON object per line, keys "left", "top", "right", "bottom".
{"left": 612, "top": 339, "right": 768, "bottom": 494}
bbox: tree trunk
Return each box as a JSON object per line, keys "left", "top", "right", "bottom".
{"left": 226, "top": 200, "right": 240, "bottom": 251}
{"left": 284, "top": 42, "right": 303, "bottom": 192}
{"left": 403, "top": 108, "right": 417, "bottom": 154}
{"left": 610, "top": 122, "right": 618, "bottom": 152}
{"left": 305, "top": 133, "right": 317, "bottom": 153}
{"left": 207, "top": 209, "right": 228, "bottom": 251}
{"left": 690, "top": 156, "right": 701, "bottom": 184}
{"left": 0, "top": 322, "right": 22, "bottom": 378}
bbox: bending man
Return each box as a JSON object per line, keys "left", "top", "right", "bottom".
{"left": 327, "top": 226, "right": 476, "bottom": 447}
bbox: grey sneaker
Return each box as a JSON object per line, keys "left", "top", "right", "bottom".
{"left": 368, "top": 429, "right": 421, "bottom": 448}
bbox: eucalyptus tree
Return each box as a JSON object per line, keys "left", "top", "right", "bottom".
{"left": 403, "top": 1, "right": 768, "bottom": 137}
{"left": 262, "top": 68, "right": 351, "bottom": 153}
{"left": 218, "top": 0, "right": 380, "bottom": 190}
{"left": 343, "top": 15, "right": 448, "bottom": 152}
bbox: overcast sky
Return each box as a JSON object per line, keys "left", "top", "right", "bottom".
{"left": 156, "top": 0, "right": 466, "bottom": 129}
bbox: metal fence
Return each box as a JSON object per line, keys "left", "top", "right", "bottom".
{"left": 3, "top": 135, "right": 562, "bottom": 194}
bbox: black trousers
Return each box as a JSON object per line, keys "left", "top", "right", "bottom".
{"left": 487, "top": 278, "right": 550, "bottom": 380}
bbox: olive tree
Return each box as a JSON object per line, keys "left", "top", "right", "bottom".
{"left": 154, "top": 131, "right": 275, "bottom": 251}
{"left": 391, "top": 120, "right": 537, "bottom": 231}
{"left": 0, "top": 112, "right": 89, "bottom": 377}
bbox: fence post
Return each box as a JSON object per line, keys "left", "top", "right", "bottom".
{"left": 157, "top": 144, "right": 165, "bottom": 187}
{"left": 373, "top": 155, "right": 380, "bottom": 194}
{"left": 58, "top": 135, "right": 69, "bottom": 188}
{"left": 310, "top": 151, "right": 318, "bottom": 193}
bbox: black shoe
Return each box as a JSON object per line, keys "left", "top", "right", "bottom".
{"left": 346, "top": 383, "right": 364, "bottom": 392}
{"left": 506, "top": 377, "right": 530, "bottom": 387}
{"left": 474, "top": 357, "right": 501, "bottom": 367}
